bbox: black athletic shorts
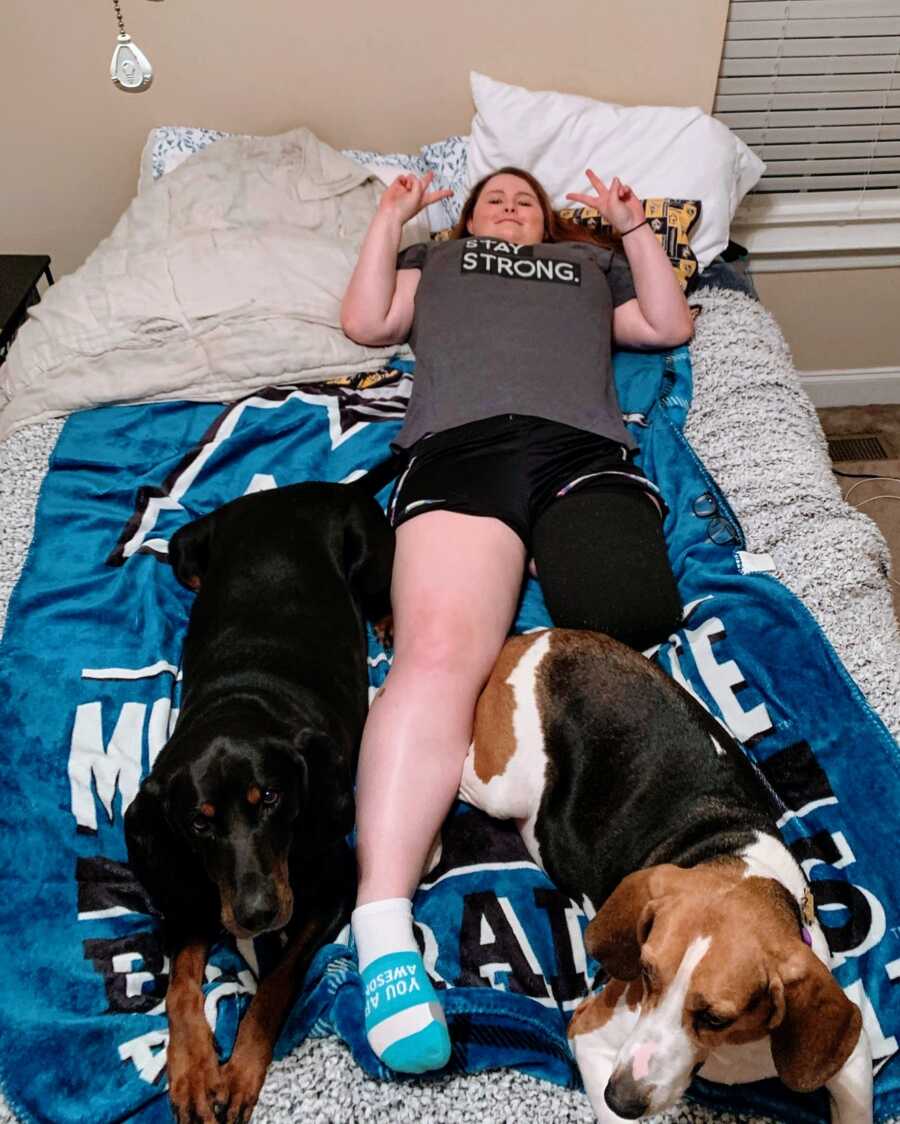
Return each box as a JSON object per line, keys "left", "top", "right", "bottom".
{"left": 388, "top": 414, "right": 666, "bottom": 549}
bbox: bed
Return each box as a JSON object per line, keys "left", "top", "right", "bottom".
{"left": 1, "top": 75, "right": 898, "bottom": 1124}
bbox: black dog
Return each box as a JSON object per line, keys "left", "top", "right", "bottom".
{"left": 125, "top": 479, "right": 394, "bottom": 1124}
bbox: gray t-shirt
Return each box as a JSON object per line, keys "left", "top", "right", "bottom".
{"left": 392, "top": 236, "right": 638, "bottom": 450}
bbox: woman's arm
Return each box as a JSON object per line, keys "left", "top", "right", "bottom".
{"left": 341, "top": 173, "right": 451, "bottom": 347}
{"left": 566, "top": 171, "right": 694, "bottom": 350}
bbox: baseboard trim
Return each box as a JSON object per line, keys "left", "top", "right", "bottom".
{"left": 798, "top": 368, "right": 900, "bottom": 408}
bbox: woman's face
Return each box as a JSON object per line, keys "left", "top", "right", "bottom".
{"left": 466, "top": 174, "right": 546, "bottom": 245}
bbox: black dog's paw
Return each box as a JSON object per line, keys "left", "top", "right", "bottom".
{"left": 168, "top": 513, "right": 213, "bottom": 593}
{"left": 373, "top": 613, "right": 394, "bottom": 651}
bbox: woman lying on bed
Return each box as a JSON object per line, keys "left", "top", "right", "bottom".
{"left": 340, "top": 165, "right": 694, "bottom": 1074}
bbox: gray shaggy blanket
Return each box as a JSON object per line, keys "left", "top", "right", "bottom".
{"left": 1, "top": 289, "right": 897, "bottom": 1123}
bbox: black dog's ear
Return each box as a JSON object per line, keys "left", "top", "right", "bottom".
{"left": 342, "top": 490, "right": 395, "bottom": 625}
{"left": 168, "top": 512, "right": 216, "bottom": 592}
{"left": 124, "top": 774, "right": 217, "bottom": 938}
{"left": 293, "top": 731, "right": 356, "bottom": 848}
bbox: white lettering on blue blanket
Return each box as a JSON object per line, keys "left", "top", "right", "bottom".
{"left": 65, "top": 601, "right": 897, "bottom": 1084}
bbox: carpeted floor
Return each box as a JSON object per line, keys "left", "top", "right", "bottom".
{"left": 816, "top": 404, "right": 900, "bottom": 626}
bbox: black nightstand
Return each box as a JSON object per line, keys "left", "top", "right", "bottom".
{"left": 0, "top": 255, "right": 54, "bottom": 364}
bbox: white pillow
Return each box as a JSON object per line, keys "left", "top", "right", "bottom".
{"left": 467, "top": 71, "right": 765, "bottom": 270}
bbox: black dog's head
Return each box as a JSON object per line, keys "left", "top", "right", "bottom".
{"left": 125, "top": 720, "right": 354, "bottom": 941}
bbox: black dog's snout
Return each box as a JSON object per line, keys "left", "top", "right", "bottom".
{"left": 236, "top": 901, "right": 279, "bottom": 934}
{"left": 233, "top": 875, "right": 281, "bottom": 934}
{"left": 604, "top": 1075, "right": 650, "bottom": 1120}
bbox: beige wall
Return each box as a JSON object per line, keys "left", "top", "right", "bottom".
{"left": 6, "top": 1, "right": 893, "bottom": 383}
{"left": 3, "top": 0, "right": 728, "bottom": 278}
{"left": 753, "top": 269, "right": 900, "bottom": 373}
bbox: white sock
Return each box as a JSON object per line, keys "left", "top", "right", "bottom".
{"left": 353, "top": 897, "right": 419, "bottom": 969}
{"left": 352, "top": 898, "right": 451, "bottom": 1074}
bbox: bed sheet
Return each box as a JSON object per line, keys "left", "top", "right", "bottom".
{"left": 0, "top": 291, "right": 898, "bottom": 1124}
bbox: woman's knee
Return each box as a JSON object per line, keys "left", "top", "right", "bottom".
{"left": 389, "top": 510, "right": 526, "bottom": 675}
{"left": 393, "top": 625, "right": 473, "bottom": 676}
{"left": 390, "top": 609, "right": 503, "bottom": 686}
{"left": 532, "top": 489, "right": 682, "bottom": 650}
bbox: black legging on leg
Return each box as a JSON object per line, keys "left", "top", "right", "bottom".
{"left": 531, "top": 487, "right": 683, "bottom": 651}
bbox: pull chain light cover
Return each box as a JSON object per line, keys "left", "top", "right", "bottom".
{"left": 110, "top": 0, "right": 153, "bottom": 92}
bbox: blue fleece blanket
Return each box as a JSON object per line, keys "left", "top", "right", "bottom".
{"left": 0, "top": 349, "right": 898, "bottom": 1124}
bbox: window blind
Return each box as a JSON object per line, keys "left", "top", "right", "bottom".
{"left": 715, "top": 0, "right": 900, "bottom": 197}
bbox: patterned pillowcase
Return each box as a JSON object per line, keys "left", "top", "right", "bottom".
{"left": 347, "top": 137, "right": 469, "bottom": 232}
{"left": 419, "top": 136, "right": 469, "bottom": 228}
{"left": 339, "top": 147, "right": 429, "bottom": 177}
{"left": 140, "top": 125, "right": 234, "bottom": 188}
{"left": 557, "top": 199, "right": 702, "bottom": 290}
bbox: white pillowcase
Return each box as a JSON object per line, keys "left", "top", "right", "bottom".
{"left": 467, "top": 71, "right": 765, "bottom": 270}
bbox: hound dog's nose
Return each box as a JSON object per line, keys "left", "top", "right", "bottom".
{"left": 604, "top": 1072, "right": 651, "bottom": 1120}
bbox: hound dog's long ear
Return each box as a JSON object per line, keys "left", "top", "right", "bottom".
{"left": 168, "top": 511, "right": 216, "bottom": 592}
{"left": 124, "top": 774, "right": 216, "bottom": 930}
{"left": 769, "top": 944, "right": 863, "bottom": 1092}
{"left": 293, "top": 730, "right": 356, "bottom": 849}
{"left": 584, "top": 864, "right": 686, "bottom": 980}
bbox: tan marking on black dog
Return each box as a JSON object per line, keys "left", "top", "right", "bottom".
{"left": 373, "top": 613, "right": 394, "bottom": 650}
{"left": 220, "top": 856, "right": 294, "bottom": 940}
{"left": 199, "top": 801, "right": 215, "bottom": 818}
{"left": 471, "top": 631, "right": 545, "bottom": 782}
{"left": 247, "top": 785, "right": 262, "bottom": 806}
{"left": 220, "top": 914, "right": 323, "bottom": 1120}
{"left": 166, "top": 938, "right": 226, "bottom": 1123}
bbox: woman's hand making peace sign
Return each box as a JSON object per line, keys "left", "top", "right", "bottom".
{"left": 379, "top": 171, "right": 454, "bottom": 226}
{"left": 566, "top": 169, "right": 645, "bottom": 234}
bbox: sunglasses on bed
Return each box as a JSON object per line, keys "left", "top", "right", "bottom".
{"left": 692, "top": 492, "right": 739, "bottom": 546}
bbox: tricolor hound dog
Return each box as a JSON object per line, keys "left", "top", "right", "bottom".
{"left": 460, "top": 629, "right": 872, "bottom": 1124}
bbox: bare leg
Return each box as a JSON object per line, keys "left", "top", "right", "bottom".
{"left": 355, "top": 510, "right": 526, "bottom": 902}
{"left": 352, "top": 510, "right": 525, "bottom": 1072}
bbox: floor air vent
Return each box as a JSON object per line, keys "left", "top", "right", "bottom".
{"left": 827, "top": 434, "right": 889, "bottom": 462}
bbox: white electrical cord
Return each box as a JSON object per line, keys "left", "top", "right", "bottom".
{"left": 839, "top": 473, "right": 900, "bottom": 589}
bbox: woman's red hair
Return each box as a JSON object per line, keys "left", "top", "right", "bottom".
{"left": 450, "top": 166, "right": 618, "bottom": 250}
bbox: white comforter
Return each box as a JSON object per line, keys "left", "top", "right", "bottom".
{"left": 0, "top": 128, "right": 409, "bottom": 439}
